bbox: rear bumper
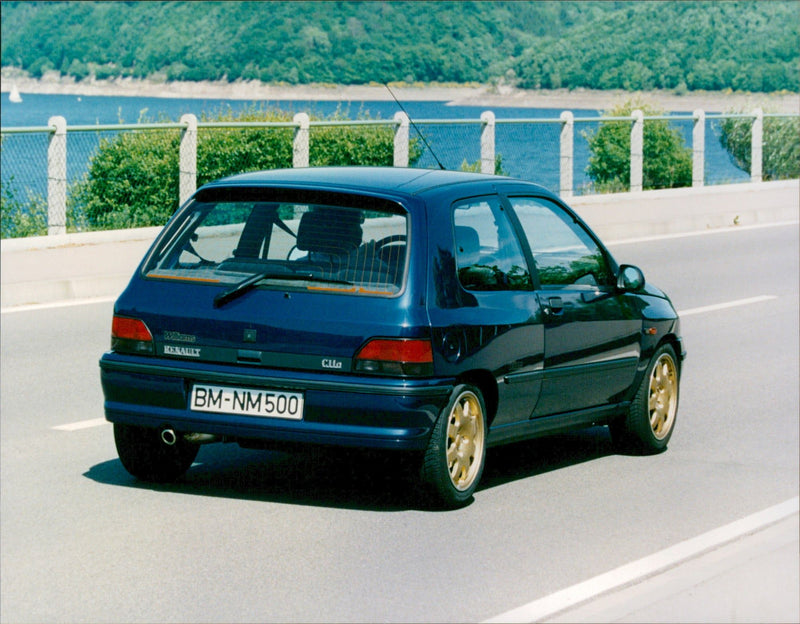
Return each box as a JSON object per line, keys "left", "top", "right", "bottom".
{"left": 99, "top": 353, "right": 454, "bottom": 450}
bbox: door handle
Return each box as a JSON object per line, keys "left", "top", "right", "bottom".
{"left": 548, "top": 296, "right": 564, "bottom": 315}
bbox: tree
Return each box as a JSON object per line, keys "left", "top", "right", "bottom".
{"left": 584, "top": 100, "right": 692, "bottom": 192}
{"left": 3, "top": 1, "right": 796, "bottom": 91}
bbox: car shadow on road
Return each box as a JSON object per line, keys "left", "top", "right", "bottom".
{"left": 85, "top": 426, "right": 616, "bottom": 512}
{"left": 480, "top": 425, "right": 615, "bottom": 490}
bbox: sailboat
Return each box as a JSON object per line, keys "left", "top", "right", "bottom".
{"left": 9, "top": 84, "right": 22, "bottom": 103}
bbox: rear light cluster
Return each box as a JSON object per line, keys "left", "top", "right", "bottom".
{"left": 111, "top": 316, "right": 154, "bottom": 355}
{"left": 109, "top": 317, "right": 433, "bottom": 376}
{"left": 354, "top": 338, "right": 433, "bottom": 376}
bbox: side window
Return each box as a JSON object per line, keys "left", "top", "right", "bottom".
{"left": 453, "top": 197, "right": 532, "bottom": 291}
{"left": 509, "top": 197, "right": 613, "bottom": 288}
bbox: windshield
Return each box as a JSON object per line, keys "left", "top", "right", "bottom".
{"left": 144, "top": 189, "right": 408, "bottom": 297}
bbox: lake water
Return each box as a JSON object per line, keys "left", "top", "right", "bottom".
{"left": 1, "top": 92, "right": 590, "bottom": 126}
{"left": 0, "top": 93, "right": 747, "bottom": 201}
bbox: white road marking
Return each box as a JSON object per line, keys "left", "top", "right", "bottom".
{"left": 1, "top": 296, "right": 117, "bottom": 315}
{"left": 679, "top": 295, "right": 777, "bottom": 317}
{"left": 484, "top": 497, "right": 800, "bottom": 623}
{"left": 46, "top": 292, "right": 780, "bottom": 434}
{"left": 52, "top": 418, "right": 110, "bottom": 431}
{"left": 3, "top": 222, "right": 795, "bottom": 314}
{"left": 606, "top": 220, "right": 799, "bottom": 246}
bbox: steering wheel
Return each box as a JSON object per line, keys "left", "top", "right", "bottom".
{"left": 373, "top": 234, "right": 407, "bottom": 251}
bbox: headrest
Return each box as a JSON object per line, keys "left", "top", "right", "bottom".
{"left": 454, "top": 226, "right": 480, "bottom": 266}
{"left": 297, "top": 209, "right": 362, "bottom": 254}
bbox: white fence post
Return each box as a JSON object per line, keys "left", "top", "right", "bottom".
{"left": 393, "top": 111, "right": 409, "bottom": 167}
{"left": 630, "top": 110, "right": 644, "bottom": 192}
{"left": 47, "top": 115, "right": 67, "bottom": 235}
{"left": 480, "top": 111, "right": 495, "bottom": 174}
{"left": 751, "top": 108, "right": 763, "bottom": 183}
{"left": 560, "top": 111, "right": 574, "bottom": 197}
{"left": 293, "top": 113, "right": 310, "bottom": 168}
{"left": 179, "top": 113, "right": 197, "bottom": 205}
{"left": 692, "top": 109, "right": 705, "bottom": 187}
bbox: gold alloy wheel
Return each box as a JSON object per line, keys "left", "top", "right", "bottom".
{"left": 649, "top": 353, "right": 678, "bottom": 440}
{"left": 446, "top": 390, "right": 485, "bottom": 491}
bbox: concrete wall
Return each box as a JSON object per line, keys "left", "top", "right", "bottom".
{"left": 1, "top": 179, "right": 797, "bottom": 309}
{"left": 571, "top": 179, "right": 798, "bottom": 241}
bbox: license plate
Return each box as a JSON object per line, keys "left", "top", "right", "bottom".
{"left": 190, "top": 384, "right": 304, "bottom": 420}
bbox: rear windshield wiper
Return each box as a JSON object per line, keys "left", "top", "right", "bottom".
{"left": 214, "top": 270, "right": 276, "bottom": 308}
{"left": 213, "top": 270, "right": 353, "bottom": 308}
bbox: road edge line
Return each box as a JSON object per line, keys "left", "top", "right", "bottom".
{"left": 606, "top": 220, "right": 799, "bottom": 246}
{"left": 52, "top": 418, "right": 110, "bottom": 431}
{"left": 483, "top": 497, "right": 800, "bottom": 624}
{"left": 678, "top": 295, "right": 777, "bottom": 317}
{"left": 1, "top": 296, "right": 117, "bottom": 315}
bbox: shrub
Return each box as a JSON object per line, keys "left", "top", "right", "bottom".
{"left": 1, "top": 179, "right": 48, "bottom": 238}
{"left": 196, "top": 107, "right": 295, "bottom": 187}
{"left": 73, "top": 106, "right": 423, "bottom": 230}
{"left": 311, "top": 110, "right": 424, "bottom": 167}
{"left": 75, "top": 127, "right": 181, "bottom": 229}
{"left": 459, "top": 155, "right": 507, "bottom": 176}
{"left": 719, "top": 113, "right": 799, "bottom": 181}
{"left": 584, "top": 99, "right": 692, "bottom": 192}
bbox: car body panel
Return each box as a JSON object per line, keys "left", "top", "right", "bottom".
{"left": 100, "top": 167, "right": 683, "bottom": 459}
{"left": 533, "top": 289, "right": 641, "bottom": 415}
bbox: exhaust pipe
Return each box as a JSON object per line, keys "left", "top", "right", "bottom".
{"left": 161, "top": 428, "right": 219, "bottom": 445}
{"left": 160, "top": 428, "right": 177, "bottom": 446}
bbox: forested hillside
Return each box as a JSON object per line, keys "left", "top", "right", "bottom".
{"left": 1, "top": 1, "right": 797, "bottom": 92}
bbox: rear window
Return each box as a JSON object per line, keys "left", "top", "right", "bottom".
{"left": 144, "top": 189, "right": 408, "bottom": 297}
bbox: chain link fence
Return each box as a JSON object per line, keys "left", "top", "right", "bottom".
{"left": 414, "top": 121, "right": 483, "bottom": 172}
{"left": 2, "top": 110, "right": 797, "bottom": 238}
{"left": 1, "top": 131, "right": 53, "bottom": 237}
{"left": 496, "top": 120, "right": 562, "bottom": 191}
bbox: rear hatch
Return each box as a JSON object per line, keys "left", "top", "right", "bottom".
{"left": 113, "top": 186, "right": 431, "bottom": 376}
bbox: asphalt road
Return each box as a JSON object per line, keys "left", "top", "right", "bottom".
{"left": 1, "top": 223, "right": 798, "bottom": 623}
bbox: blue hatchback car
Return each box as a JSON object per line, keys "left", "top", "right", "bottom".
{"left": 100, "top": 167, "right": 684, "bottom": 508}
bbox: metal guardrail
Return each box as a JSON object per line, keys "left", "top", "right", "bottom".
{"left": 2, "top": 108, "right": 797, "bottom": 236}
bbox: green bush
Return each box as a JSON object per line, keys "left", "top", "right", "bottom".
{"left": 196, "top": 107, "right": 294, "bottom": 187}
{"left": 459, "top": 154, "right": 508, "bottom": 176}
{"left": 719, "top": 113, "right": 799, "bottom": 181}
{"left": 584, "top": 100, "right": 692, "bottom": 192}
{"left": 1, "top": 179, "right": 48, "bottom": 238}
{"left": 75, "top": 127, "right": 181, "bottom": 229}
{"left": 72, "top": 106, "right": 423, "bottom": 230}
{"left": 310, "top": 110, "right": 425, "bottom": 167}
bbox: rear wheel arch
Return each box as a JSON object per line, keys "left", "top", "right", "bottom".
{"left": 420, "top": 382, "right": 488, "bottom": 508}
{"left": 456, "top": 369, "right": 498, "bottom": 426}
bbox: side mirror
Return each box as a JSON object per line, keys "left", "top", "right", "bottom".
{"left": 617, "top": 264, "right": 645, "bottom": 291}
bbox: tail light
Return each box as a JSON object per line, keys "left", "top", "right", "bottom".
{"left": 354, "top": 338, "right": 433, "bottom": 376}
{"left": 111, "top": 316, "right": 154, "bottom": 355}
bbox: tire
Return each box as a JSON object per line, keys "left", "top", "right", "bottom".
{"left": 611, "top": 344, "right": 679, "bottom": 454}
{"left": 114, "top": 423, "right": 199, "bottom": 482}
{"left": 420, "top": 384, "right": 487, "bottom": 508}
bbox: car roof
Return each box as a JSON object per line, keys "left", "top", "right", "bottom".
{"left": 200, "top": 166, "right": 553, "bottom": 199}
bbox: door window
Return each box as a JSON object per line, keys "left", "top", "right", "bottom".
{"left": 509, "top": 197, "right": 613, "bottom": 288}
{"left": 452, "top": 197, "right": 532, "bottom": 291}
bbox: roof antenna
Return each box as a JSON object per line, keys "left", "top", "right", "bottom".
{"left": 384, "top": 83, "right": 446, "bottom": 170}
